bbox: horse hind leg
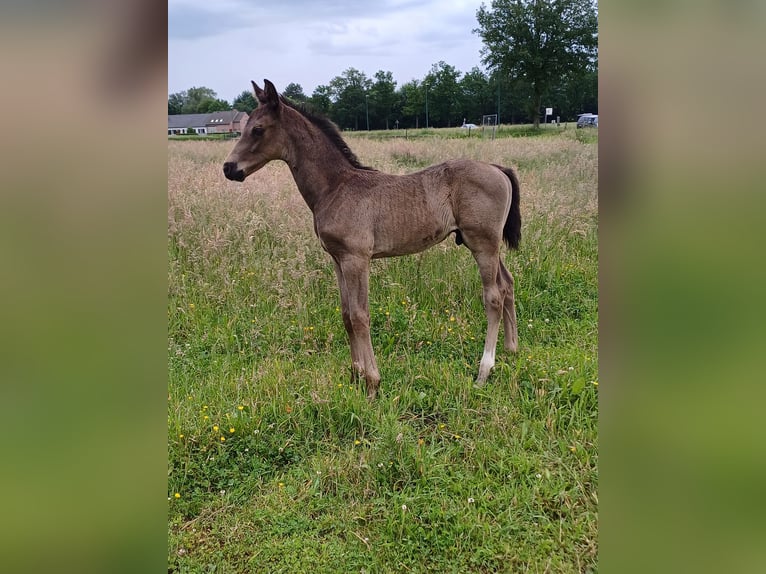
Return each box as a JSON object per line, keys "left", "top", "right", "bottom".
{"left": 498, "top": 259, "right": 518, "bottom": 352}
{"left": 471, "top": 250, "right": 503, "bottom": 386}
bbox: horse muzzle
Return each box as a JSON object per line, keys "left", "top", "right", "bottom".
{"left": 223, "top": 162, "right": 246, "bottom": 182}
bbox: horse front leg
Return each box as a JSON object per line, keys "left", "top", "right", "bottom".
{"left": 333, "top": 259, "right": 362, "bottom": 385}
{"left": 338, "top": 255, "right": 380, "bottom": 399}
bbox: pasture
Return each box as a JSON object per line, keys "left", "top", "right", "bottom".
{"left": 168, "top": 125, "right": 598, "bottom": 572}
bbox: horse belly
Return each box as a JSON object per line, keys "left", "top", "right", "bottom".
{"left": 372, "top": 219, "right": 450, "bottom": 258}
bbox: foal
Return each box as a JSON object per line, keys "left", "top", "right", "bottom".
{"left": 224, "top": 80, "right": 521, "bottom": 399}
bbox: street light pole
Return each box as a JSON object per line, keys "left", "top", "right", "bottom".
{"left": 365, "top": 94, "right": 369, "bottom": 131}
{"left": 425, "top": 84, "right": 429, "bottom": 128}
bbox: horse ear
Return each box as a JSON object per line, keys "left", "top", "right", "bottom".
{"left": 252, "top": 80, "right": 266, "bottom": 101}
{"left": 262, "top": 79, "right": 280, "bottom": 109}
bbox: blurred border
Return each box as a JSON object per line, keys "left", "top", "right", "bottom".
{"left": 0, "top": 1, "right": 168, "bottom": 572}
{"left": 600, "top": 1, "right": 766, "bottom": 572}
{"left": 2, "top": 0, "right": 765, "bottom": 572}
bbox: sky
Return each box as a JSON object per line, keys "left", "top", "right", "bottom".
{"left": 168, "top": 0, "right": 489, "bottom": 103}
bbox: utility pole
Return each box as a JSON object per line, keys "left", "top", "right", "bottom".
{"left": 365, "top": 94, "right": 369, "bottom": 131}
{"left": 425, "top": 83, "right": 429, "bottom": 128}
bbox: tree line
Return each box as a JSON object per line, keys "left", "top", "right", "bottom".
{"left": 169, "top": 0, "right": 597, "bottom": 129}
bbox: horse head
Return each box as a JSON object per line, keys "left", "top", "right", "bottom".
{"left": 223, "top": 79, "right": 286, "bottom": 182}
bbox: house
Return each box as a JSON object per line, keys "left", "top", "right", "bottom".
{"left": 205, "top": 110, "right": 249, "bottom": 134}
{"left": 168, "top": 113, "right": 209, "bottom": 135}
{"left": 168, "top": 110, "right": 249, "bottom": 136}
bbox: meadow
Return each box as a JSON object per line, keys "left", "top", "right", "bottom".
{"left": 168, "top": 125, "right": 598, "bottom": 573}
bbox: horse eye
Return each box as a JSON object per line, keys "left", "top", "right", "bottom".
{"left": 252, "top": 127, "right": 264, "bottom": 137}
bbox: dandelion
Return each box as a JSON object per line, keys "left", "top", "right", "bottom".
{"left": 536, "top": 473, "right": 542, "bottom": 479}
{"left": 174, "top": 493, "right": 181, "bottom": 499}
{"left": 453, "top": 434, "right": 461, "bottom": 439}
{"left": 178, "top": 434, "right": 184, "bottom": 438}
{"left": 354, "top": 439, "right": 361, "bottom": 445}
{"left": 229, "top": 427, "right": 235, "bottom": 433}
{"left": 449, "top": 315, "right": 455, "bottom": 322}
{"left": 401, "top": 504, "right": 407, "bottom": 511}
{"left": 568, "top": 445, "right": 576, "bottom": 452}
{"left": 220, "top": 436, "right": 226, "bottom": 442}
{"left": 385, "top": 311, "right": 390, "bottom": 317}
{"left": 278, "top": 482, "right": 285, "bottom": 489}
{"left": 337, "top": 383, "right": 343, "bottom": 388}
{"left": 202, "top": 405, "right": 208, "bottom": 410}
{"left": 544, "top": 318, "right": 550, "bottom": 323}
{"left": 188, "top": 303, "right": 195, "bottom": 309}
{"left": 417, "top": 438, "right": 424, "bottom": 446}
{"left": 237, "top": 405, "right": 244, "bottom": 411}
{"left": 467, "top": 497, "right": 475, "bottom": 504}
{"left": 447, "top": 328, "right": 453, "bottom": 333}
{"left": 213, "top": 425, "right": 219, "bottom": 432}
{"left": 377, "top": 463, "right": 384, "bottom": 468}
{"left": 203, "top": 415, "right": 209, "bottom": 420}
{"left": 438, "top": 424, "right": 446, "bottom": 429}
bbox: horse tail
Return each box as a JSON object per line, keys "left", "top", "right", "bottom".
{"left": 493, "top": 164, "right": 522, "bottom": 250}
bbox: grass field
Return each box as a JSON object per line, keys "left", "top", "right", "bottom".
{"left": 168, "top": 124, "right": 598, "bottom": 573}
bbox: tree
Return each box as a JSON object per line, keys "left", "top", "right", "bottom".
{"left": 283, "top": 83, "right": 307, "bottom": 103}
{"left": 232, "top": 90, "right": 258, "bottom": 114}
{"left": 398, "top": 80, "right": 424, "bottom": 128}
{"left": 167, "top": 86, "right": 231, "bottom": 114}
{"left": 168, "top": 92, "right": 185, "bottom": 115}
{"left": 475, "top": 0, "right": 598, "bottom": 127}
{"left": 328, "top": 68, "right": 372, "bottom": 130}
{"left": 459, "top": 67, "right": 494, "bottom": 124}
{"left": 423, "top": 61, "right": 462, "bottom": 127}
{"left": 309, "top": 85, "right": 333, "bottom": 116}
{"left": 369, "top": 70, "right": 397, "bottom": 130}
{"left": 198, "top": 98, "right": 231, "bottom": 113}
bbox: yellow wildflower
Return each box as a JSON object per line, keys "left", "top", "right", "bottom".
{"left": 174, "top": 493, "right": 181, "bottom": 499}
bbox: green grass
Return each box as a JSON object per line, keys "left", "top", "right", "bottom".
{"left": 350, "top": 123, "right": 583, "bottom": 143}
{"left": 168, "top": 129, "right": 598, "bottom": 572}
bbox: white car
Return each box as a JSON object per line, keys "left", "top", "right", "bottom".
{"left": 576, "top": 114, "right": 598, "bottom": 128}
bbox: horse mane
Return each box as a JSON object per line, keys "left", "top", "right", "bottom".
{"left": 279, "top": 96, "right": 376, "bottom": 171}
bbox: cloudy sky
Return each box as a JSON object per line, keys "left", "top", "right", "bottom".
{"left": 169, "top": 0, "right": 489, "bottom": 102}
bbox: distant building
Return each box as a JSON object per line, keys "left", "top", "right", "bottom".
{"left": 168, "top": 110, "right": 249, "bottom": 136}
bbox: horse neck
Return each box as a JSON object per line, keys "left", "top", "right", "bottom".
{"left": 281, "top": 112, "right": 357, "bottom": 212}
